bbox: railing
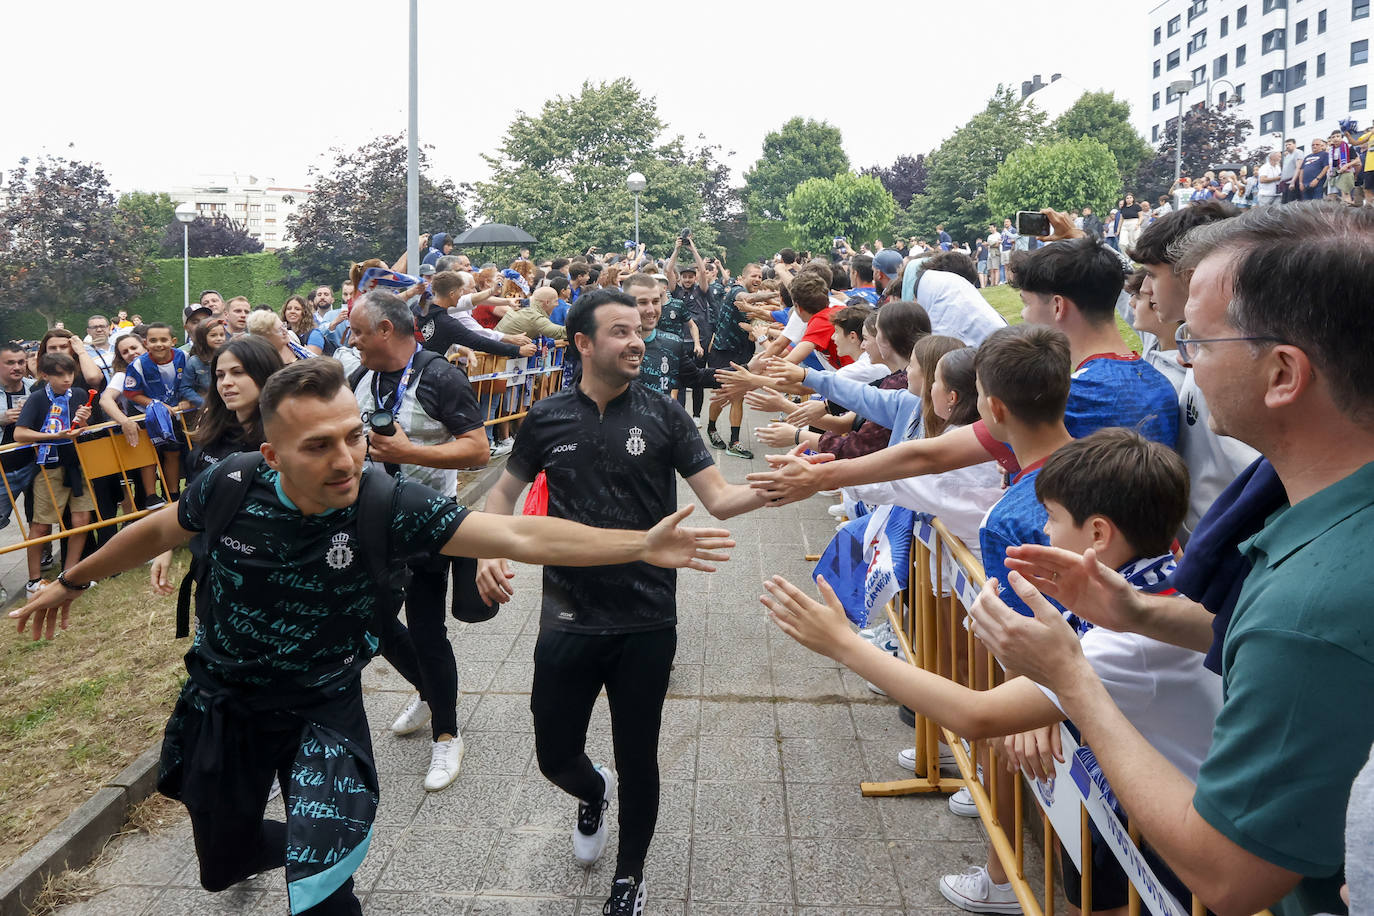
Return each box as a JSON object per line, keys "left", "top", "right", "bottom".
{"left": 458, "top": 340, "right": 566, "bottom": 427}
{"left": 872, "top": 515, "right": 1270, "bottom": 916}
{"left": 0, "top": 410, "right": 193, "bottom": 556}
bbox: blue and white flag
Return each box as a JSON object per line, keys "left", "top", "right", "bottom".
{"left": 813, "top": 505, "right": 913, "bottom": 626}
{"left": 356, "top": 267, "right": 421, "bottom": 295}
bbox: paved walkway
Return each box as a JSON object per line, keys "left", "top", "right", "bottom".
{"left": 55, "top": 434, "right": 1025, "bottom": 915}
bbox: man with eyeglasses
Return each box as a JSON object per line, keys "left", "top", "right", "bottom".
{"left": 84, "top": 315, "right": 115, "bottom": 377}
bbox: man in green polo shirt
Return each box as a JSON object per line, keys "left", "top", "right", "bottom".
{"left": 966, "top": 202, "right": 1374, "bottom": 916}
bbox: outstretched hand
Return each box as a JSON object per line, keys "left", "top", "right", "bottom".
{"left": 761, "top": 574, "right": 851, "bottom": 659}
{"left": 745, "top": 445, "right": 834, "bottom": 506}
{"left": 967, "top": 572, "right": 1086, "bottom": 693}
{"left": 10, "top": 583, "right": 76, "bottom": 642}
{"left": 642, "top": 504, "right": 735, "bottom": 571}
{"left": 1003, "top": 544, "right": 1143, "bottom": 634}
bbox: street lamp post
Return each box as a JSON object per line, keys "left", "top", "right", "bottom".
{"left": 627, "top": 171, "right": 646, "bottom": 249}
{"left": 174, "top": 203, "right": 197, "bottom": 313}
{"left": 1170, "top": 79, "right": 1196, "bottom": 194}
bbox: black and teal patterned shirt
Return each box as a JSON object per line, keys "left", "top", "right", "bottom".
{"left": 177, "top": 462, "right": 467, "bottom": 695}
{"left": 711, "top": 282, "right": 753, "bottom": 356}
{"left": 638, "top": 328, "right": 692, "bottom": 397}
{"left": 657, "top": 297, "right": 691, "bottom": 341}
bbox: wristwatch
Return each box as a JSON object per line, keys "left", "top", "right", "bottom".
{"left": 56, "top": 572, "right": 92, "bottom": 591}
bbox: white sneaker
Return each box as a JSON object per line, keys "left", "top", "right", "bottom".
{"left": 818, "top": 489, "right": 841, "bottom": 497}
{"left": 897, "top": 745, "right": 958, "bottom": 772}
{"left": 573, "top": 764, "right": 616, "bottom": 865}
{"left": 423, "top": 734, "right": 465, "bottom": 791}
{"left": 858, "top": 620, "right": 892, "bottom": 644}
{"left": 867, "top": 680, "right": 888, "bottom": 696}
{"left": 939, "top": 865, "right": 1021, "bottom": 914}
{"left": 827, "top": 504, "right": 847, "bottom": 519}
{"left": 390, "top": 696, "right": 431, "bottom": 736}
{"left": 25, "top": 578, "right": 45, "bottom": 598}
{"left": 948, "top": 785, "right": 979, "bottom": 818}
{"left": 490, "top": 437, "right": 514, "bottom": 457}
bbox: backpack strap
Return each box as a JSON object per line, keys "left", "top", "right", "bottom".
{"left": 355, "top": 466, "right": 411, "bottom": 629}
{"left": 175, "top": 452, "right": 264, "bottom": 638}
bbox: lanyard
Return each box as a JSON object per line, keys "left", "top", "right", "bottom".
{"left": 372, "top": 345, "right": 419, "bottom": 416}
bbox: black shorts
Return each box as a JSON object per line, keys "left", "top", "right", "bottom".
{"left": 706, "top": 346, "right": 754, "bottom": 378}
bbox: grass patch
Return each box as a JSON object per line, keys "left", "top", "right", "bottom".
{"left": 0, "top": 554, "right": 190, "bottom": 869}
{"left": 979, "top": 284, "right": 1142, "bottom": 352}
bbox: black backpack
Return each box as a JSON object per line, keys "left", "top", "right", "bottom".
{"left": 175, "top": 452, "right": 409, "bottom": 638}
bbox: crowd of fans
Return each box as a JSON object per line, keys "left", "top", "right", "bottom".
{"left": 4, "top": 186, "right": 1372, "bottom": 916}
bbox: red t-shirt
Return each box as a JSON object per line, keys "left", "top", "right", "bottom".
{"left": 801, "top": 306, "right": 853, "bottom": 369}
{"left": 472, "top": 303, "right": 502, "bottom": 329}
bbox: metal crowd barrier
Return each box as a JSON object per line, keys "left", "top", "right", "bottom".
{"left": 0, "top": 409, "right": 193, "bottom": 556}
{"left": 867, "top": 515, "right": 1269, "bottom": 916}
{"left": 458, "top": 340, "right": 566, "bottom": 427}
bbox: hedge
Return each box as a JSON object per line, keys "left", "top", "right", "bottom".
{"left": 727, "top": 219, "right": 794, "bottom": 274}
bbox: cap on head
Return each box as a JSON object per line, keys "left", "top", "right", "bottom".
{"left": 872, "top": 249, "right": 903, "bottom": 278}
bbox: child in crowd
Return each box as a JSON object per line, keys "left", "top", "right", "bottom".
{"left": 763, "top": 427, "right": 1218, "bottom": 916}
{"left": 15, "top": 352, "right": 96, "bottom": 600}
{"left": 122, "top": 322, "right": 202, "bottom": 505}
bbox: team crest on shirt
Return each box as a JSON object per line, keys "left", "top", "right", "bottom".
{"left": 326, "top": 531, "right": 355, "bottom": 569}
{"left": 659, "top": 355, "right": 669, "bottom": 374}
{"left": 626, "top": 425, "right": 646, "bottom": 456}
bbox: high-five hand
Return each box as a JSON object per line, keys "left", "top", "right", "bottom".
{"left": 642, "top": 504, "right": 734, "bottom": 571}
{"left": 10, "top": 582, "right": 77, "bottom": 642}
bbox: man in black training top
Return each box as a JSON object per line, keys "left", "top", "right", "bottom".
{"left": 475, "top": 288, "right": 769, "bottom": 916}
{"left": 12, "top": 359, "right": 733, "bottom": 916}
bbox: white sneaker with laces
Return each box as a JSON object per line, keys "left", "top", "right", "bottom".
{"left": 827, "top": 504, "right": 847, "bottom": 519}
{"left": 490, "top": 437, "right": 515, "bottom": 457}
{"left": 390, "top": 695, "right": 431, "bottom": 736}
{"left": 897, "top": 745, "right": 958, "bottom": 772}
{"left": 25, "top": 578, "right": 45, "bottom": 598}
{"left": 573, "top": 764, "right": 616, "bottom": 865}
{"left": 423, "top": 734, "right": 465, "bottom": 791}
{"left": 858, "top": 620, "right": 892, "bottom": 644}
{"left": 939, "top": 865, "right": 1022, "bottom": 914}
{"left": 866, "top": 680, "right": 888, "bottom": 696}
{"left": 948, "top": 784, "right": 979, "bottom": 817}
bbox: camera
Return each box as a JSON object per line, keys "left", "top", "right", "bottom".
{"left": 679, "top": 228, "right": 692, "bottom": 241}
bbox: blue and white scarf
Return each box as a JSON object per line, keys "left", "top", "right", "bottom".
{"left": 35, "top": 384, "right": 72, "bottom": 465}
{"left": 1068, "top": 552, "right": 1177, "bottom": 638}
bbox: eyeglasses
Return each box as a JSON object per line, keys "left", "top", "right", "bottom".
{"left": 1175, "top": 322, "right": 1284, "bottom": 365}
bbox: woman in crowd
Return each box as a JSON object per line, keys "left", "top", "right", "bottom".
{"left": 281, "top": 295, "right": 324, "bottom": 354}
{"left": 185, "top": 319, "right": 227, "bottom": 397}
{"left": 1117, "top": 192, "right": 1143, "bottom": 251}
{"left": 37, "top": 328, "right": 106, "bottom": 389}
{"left": 97, "top": 332, "right": 161, "bottom": 513}
{"left": 245, "top": 309, "right": 311, "bottom": 365}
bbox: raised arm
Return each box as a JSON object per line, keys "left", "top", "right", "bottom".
{"left": 684, "top": 464, "right": 770, "bottom": 520}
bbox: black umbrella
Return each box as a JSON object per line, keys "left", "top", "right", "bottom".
{"left": 451, "top": 223, "right": 537, "bottom": 247}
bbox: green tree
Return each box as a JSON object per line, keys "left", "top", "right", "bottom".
{"left": 117, "top": 190, "right": 177, "bottom": 259}
{"left": 280, "top": 134, "right": 466, "bottom": 288}
{"left": 782, "top": 173, "right": 895, "bottom": 253}
{"left": 985, "top": 138, "right": 1122, "bottom": 226}
{"left": 0, "top": 156, "right": 146, "bottom": 330}
{"left": 1051, "top": 91, "right": 1154, "bottom": 183}
{"left": 473, "top": 79, "right": 715, "bottom": 257}
{"left": 743, "top": 118, "right": 849, "bottom": 220}
{"left": 911, "top": 85, "right": 1049, "bottom": 244}
{"left": 1133, "top": 104, "right": 1257, "bottom": 201}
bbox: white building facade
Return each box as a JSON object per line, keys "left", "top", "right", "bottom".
{"left": 168, "top": 175, "right": 312, "bottom": 250}
{"left": 1143, "top": 0, "right": 1371, "bottom": 146}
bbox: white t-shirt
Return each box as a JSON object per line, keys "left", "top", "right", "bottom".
{"left": 448, "top": 294, "right": 504, "bottom": 341}
{"left": 1038, "top": 627, "right": 1223, "bottom": 782}
{"left": 782, "top": 310, "right": 807, "bottom": 345}
{"left": 1257, "top": 161, "right": 1283, "bottom": 197}
{"left": 1176, "top": 369, "right": 1261, "bottom": 538}
{"left": 1144, "top": 347, "right": 1187, "bottom": 395}
{"left": 834, "top": 352, "right": 889, "bottom": 385}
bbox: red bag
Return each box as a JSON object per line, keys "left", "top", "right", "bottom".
{"left": 522, "top": 471, "right": 548, "bottom": 516}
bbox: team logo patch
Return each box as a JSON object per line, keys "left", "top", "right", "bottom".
{"left": 659, "top": 355, "right": 669, "bottom": 374}
{"left": 625, "top": 425, "right": 646, "bottom": 457}
{"left": 326, "top": 531, "right": 355, "bottom": 570}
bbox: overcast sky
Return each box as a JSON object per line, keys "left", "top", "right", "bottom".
{"left": 5, "top": 0, "right": 1152, "bottom": 196}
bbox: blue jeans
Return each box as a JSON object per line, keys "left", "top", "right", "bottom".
{"left": 0, "top": 463, "right": 38, "bottom": 528}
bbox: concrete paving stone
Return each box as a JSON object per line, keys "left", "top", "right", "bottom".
{"left": 374, "top": 826, "right": 498, "bottom": 894}
{"left": 673, "top": 632, "right": 706, "bottom": 665}
{"left": 789, "top": 837, "right": 903, "bottom": 908}
{"left": 466, "top": 693, "right": 536, "bottom": 732}
{"left": 687, "top": 835, "right": 794, "bottom": 904}
{"left": 89, "top": 829, "right": 196, "bottom": 887}
{"left": 696, "top": 736, "right": 782, "bottom": 781}
{"left": 849, "top": 700, "right": 909, "bottom": 741}
{"left": 478, "top": 830, "right": 590, "bottom": 898}
{"left": 414, "top": 774, "right": 521, "bottom": 830}
{"left": 703, "top": 612, "right": 770, "bottom": 640}
{"left": 657, "top": 734, "right": 698, "bottom": 782}
{"left": 459, "top": 660, "right": 502, "bottom": 693}
{"left": 586, "top": 697, "right": 612, "bottom": 735}
{"left": 583, "top": 825, "right": 690, "bottom": 901}
{"left": 143, "top": 885, "right": 264, "bottom": 915}
{"left": 784, "top": 782, "right": 886, "bottom": 839}
{"left": 858, "top": 739, "right": 928, "bottom": 783}
{"left": 666, "top": 662, "right": 703, "bottom": 695}
{"left": 458, "top": 730, "right": 536, "bottom": 777}
{"left": 838, "top": 668, "right": 889, "bottom": 700}
{"left": 775, "top": 702, "right": 856, "bottom": 740}
{"left": 780, "top": 738, "right": 865, "bottom": 784}
{"left": 362, "top": 658, "right": 415, "bottom": 693}
{"left": 488, "top": 660, "right": 536, "bottom": 693}
{"left": 702, "top": 637, "right": 770, "bottom": 668}
{"left": 362, "top": 891, "right": 469, "bottom": 915}
{"left": 771, "top": 667, "right": 848, "bottom": 701}
{"left": 509, "top": 633, "right": 538, "bottom": 658}
{"left": 467, "top": 895, "right": 579, "bottom": 916}
{"left": 371, "top": 728, "right": 433, "bottom": 776}
{"left": 507, "top": 777, "right": 582, "bottom": 831}
{"left": 872, "top": 793, "right": 985, "bottom": 844}
{"left": 376, "top": 772, "right": 428, "bottom": 827}
{"left": 453, "top": 633, "right": 520, "bottom": 663}
{"left": 687, "top": 904, "right": 796, "bottom": 916}
{"left": 888, "top": 839, "right": 989, "bottom": 911}
{"left": 692, "top": 781, "right": 786, "bottom": 837}
{"left": 54, "top": 885, "right": 157, "bottom": 916}
{"left": 698, "top": 699, "right": 776, "bottom": 737}
{"left": 652, "top": 779, "right": 697, "bottom": 836}
{"left": 468, "top": 604, "right": 530, "bottom": 633}
{"left": 659, "top": 698, "right": 701, "bottom": 736}
{"left": 700, "top": 664, "right": 772, "bottom": 698}
{"left": 767, "top": 635, "right": 832, "bottom": 669}
{"left": 351, "top": 825, "right": 401, "bottom": 895}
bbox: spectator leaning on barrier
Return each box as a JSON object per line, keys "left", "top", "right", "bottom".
{"left": 970, "top": 203, "right": 1374, "bottom": 916}
{"left": 496, "top": 286, "right": 567, "bottom": 341}
{"left": 0, "top": 343, "right": 37, "bottom": 532}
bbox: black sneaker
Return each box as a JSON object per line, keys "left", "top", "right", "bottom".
{"left": 144, "top": 495, "right": 168, "bottom": 511}
{"left": 707, "top": 428, "right": 727, "bottom": 449}
{"left": 725, "top": 441, "right": 754, "bottom": 460}
{"left": 39, "top": 544, "right": 55, "bottom": 570}
{"left": 602, "top": 877, "right": 647, "bottom": 916}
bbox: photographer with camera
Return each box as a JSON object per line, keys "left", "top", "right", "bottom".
{"left": 666, "top": 230, "right": 713, "bottom": 422}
